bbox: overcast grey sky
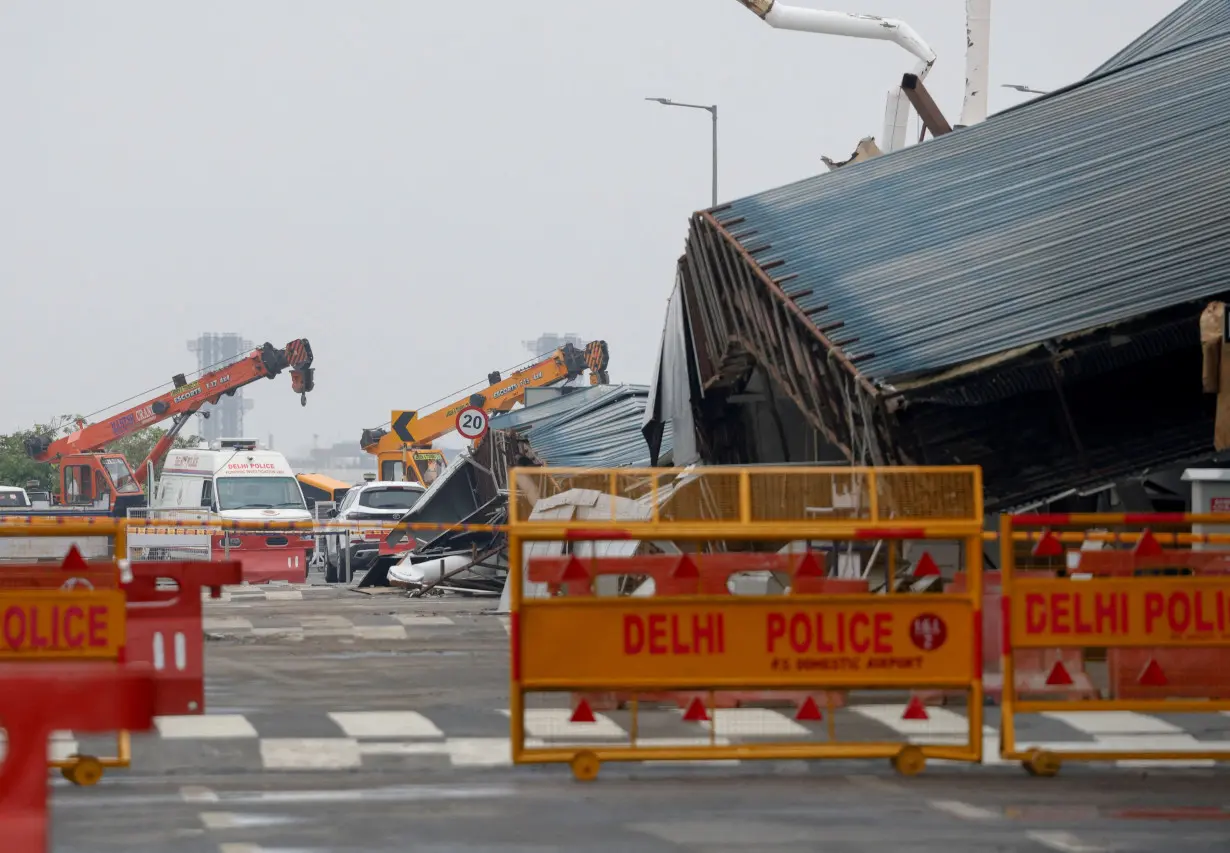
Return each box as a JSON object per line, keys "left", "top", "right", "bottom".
{"left": 0, "top": 1, "right": 1181, "bottom": 455}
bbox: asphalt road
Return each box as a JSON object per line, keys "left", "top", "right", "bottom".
{"left": 41, "top": 583, "right": 1230, "bottom": 853}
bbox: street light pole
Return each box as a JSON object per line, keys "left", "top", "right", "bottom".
{"left": 645, "top": 97, "right": 719, "bottom": 208}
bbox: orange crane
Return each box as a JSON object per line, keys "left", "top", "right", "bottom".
{"left": 361, "top": 341, "right": 609, "bottom": 484}
{"left": 24, "top": 339, "right": 315, "bottom": 516}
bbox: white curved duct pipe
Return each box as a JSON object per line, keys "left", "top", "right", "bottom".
{"left": 959, "top": 0, "right": 991, "bottom": 126}
{"left": 732, "top": 1, "right": 936, "bottom": 153}
{"left": 388, "top": 554, "right": 475, "bottom": 587}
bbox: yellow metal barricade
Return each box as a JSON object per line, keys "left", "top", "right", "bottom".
{"left": 508, "top": 465, "right": 985, "bottom": 780}
{"left": 1000, "top": 513, "right": 1230, "bottom": 776}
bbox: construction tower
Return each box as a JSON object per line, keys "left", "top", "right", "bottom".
{"left": 186, "top": 332, "right": 255, "bottom": 443}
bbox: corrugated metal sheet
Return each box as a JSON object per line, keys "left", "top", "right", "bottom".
{"left": 489, "top": 384, "right": 671, "bottom": 468}
{"left": 486, "top": 383, "right": 614, "bottom": 431}
{"left": 714, "top": 31, "right": 1230, "bottom": 384}
{"left": 1090, "top": 0, "right": 1230, "bottom": 77}
{"left": 643, "top": 277, "right": 700, "bottom": 466}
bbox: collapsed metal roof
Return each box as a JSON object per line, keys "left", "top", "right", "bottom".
{"left": 699, "top": 28, "right": 1230, "bottom": 386}
{"left": 1091, "top": 0, "right": 1230, "bottom": 77}
{"left": 666, "top": 18, "right": 1230, "bottom": 509}
{"left": 489, "top": 383, "right": 670, "bottom": 468}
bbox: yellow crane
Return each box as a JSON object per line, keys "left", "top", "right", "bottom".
{"left": 360, "top": 341, "right": 610, "bottom": 485}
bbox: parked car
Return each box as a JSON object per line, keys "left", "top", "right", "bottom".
{"left": 0, "top": 485, "right": 31, "bottom": 509}
{"left": 323, "top": 480, "right": 426, "bottom": 582}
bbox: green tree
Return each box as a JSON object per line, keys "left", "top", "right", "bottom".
{"left": 0, "top": 429, "right": 57, "bottom": 491}
{"left": 0, "top": 418, "right": 198, "bottom": 492}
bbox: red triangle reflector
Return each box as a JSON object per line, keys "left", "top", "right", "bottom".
{"left": 1138, "top": 658, "right": 1169, "bottom": 687}
{"left": 1032, "top": 529, "right": 1064, "bottom": 558}
{"left": 902, "top": 696, "right": 929, "bottom": 721}
{"left": 558, "top": 556, "right": 589, "bottom": 582}
{"left": 1133, "top": 528, "right": 1164, "bottom": 557}
{"left": 912, "top": 552, "right": 941, "bottom": 578}
{"left": 1045, "top": 660, "right": 1074, "bottom": 686}
{"left": 795, "top": 696, "right": 823, "bottom": 721}
{"left": 682, "top": 697, "right": 709, "bottom": 722}
{"left": 570, "top": 699, "right": 596, "bottom": 723}
{"left": 794, "top": 551, "right": 825, "bottom": 577}
{"left": 60, "top": 545, "right": 88, "bottom": 572}
{"left": 671, "top": 554, "right": 700, "bottom": 579}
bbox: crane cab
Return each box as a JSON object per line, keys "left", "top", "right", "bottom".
{"left": 55, "top": 453, "right": 145, "bottom": 515}
{"left": 379, "top": 448, "right": 447, "bottom": 486}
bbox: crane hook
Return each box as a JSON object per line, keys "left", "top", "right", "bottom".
{"left": 300, "top": 393, "right": 307, "bottom": 407}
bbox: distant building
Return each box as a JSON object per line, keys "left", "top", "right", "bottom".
{"left": 187, "top": 333, "right": 254, "bottom": 442}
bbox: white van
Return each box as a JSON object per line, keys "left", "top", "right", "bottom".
{"left": 137, "top": 439, "right": 315, "bottom": 582}
{"left": 0, "top": 485, "right": 31, "bottom": 510}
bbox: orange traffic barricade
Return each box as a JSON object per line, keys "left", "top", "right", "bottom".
{"left": 999, "top": 513, "right": 1230, "bottom": 776}
{"left": 0, "top": 535, "right": 240, "bottom": 784}
{"left": 0, "top": 662, "right": 158, "bottom": 853}
{"left": 508, "top": 465, "right": 986, "bottom": 780}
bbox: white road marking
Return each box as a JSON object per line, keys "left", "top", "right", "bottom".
{"left": 1041, "top": 711, "right": 1184, "bottom": 735}
{"left": 259, "top": 738, "right": 361, "bottom": 770}
{"left": 446, "top": 737, "right": 516, "bottom": 767}
{"left": 180, "top": 785, "right": 220, "bottom": 803}
{"left": 0, "top": 731, "right": 79, "bottom": 766}
{"left": 393, "top": 615, "right": 455, "bottom": 626}
{"left": 351, "top": 625, "right": 407, "bottom": 641}
{"left": 203, "top": 617, "right": 254, "bottom": 632}
{"left": 249, "top": 627, "right": 305, "bottom": 641}
{"left": 264, "top": 590, "right": 304, "bottom": 601}
{"left": 1025, "top": 830, "right": 1109, "bottom": 852}
{"left": 848, "top": 704, "right": 974, "bottom": 736}
{"left": 300, "top": 628, "right": 354, "bottom": 638}
{"left": 929, "top": 799, "right": 1001, "bottom": 821}
{"left": 199, "top": 812, "right": 297, "bottom": 830}
{"left": 357, "top": 741, "right": 451, "bottom": 757}
{"left": 501, "top": 708, "right": 627, "bottom": 739}
{"left": 708, "top": 708, "right": 809, "bottom": 738}
{"left": 300, "top": 615, "right": 351, "bottom": 629}
{"left": 1038, "top": 712, "right": 1220, "bottom": 767}
{"left": 156, "top": 714, "right": 258, "bottom": 739}
{"left": 327, "top": 711, "right": 444, "bottom": 739}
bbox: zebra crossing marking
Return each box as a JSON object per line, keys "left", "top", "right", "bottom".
{"left": 327, "top": 711, "right": 444, "bottom": 739}
{"left": 155, "top": 714, "right": 258, "bottom": 739}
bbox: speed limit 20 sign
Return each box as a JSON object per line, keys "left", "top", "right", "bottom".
{"left": 455, "top": 405, "right": 490, "bottom": 441}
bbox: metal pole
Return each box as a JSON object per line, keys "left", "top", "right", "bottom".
{"left": 343, "top": 530, "right": 352, "bottom": 584}
{"left": 646, "top": 98, "right": 719, "bottom": 208}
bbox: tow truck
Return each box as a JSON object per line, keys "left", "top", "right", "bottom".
{"left": 360, "top": 340, "right": 610, "bottom": 484}
{"left": 350, "top": 341, "right": 609, "bottom": 573}
{"left": 1, "top": 339, "right": 315, "bottom": 563}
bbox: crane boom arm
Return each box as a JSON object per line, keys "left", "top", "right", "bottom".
{"left": 362, "top": 340, "right": 609, "bottom": 453}
{"left": 26, "top": 338, "right": 315, "bottom": 463}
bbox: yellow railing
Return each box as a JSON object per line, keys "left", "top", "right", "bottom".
{"left": 508, "top": 465, "right": 983, "bottom": 539}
